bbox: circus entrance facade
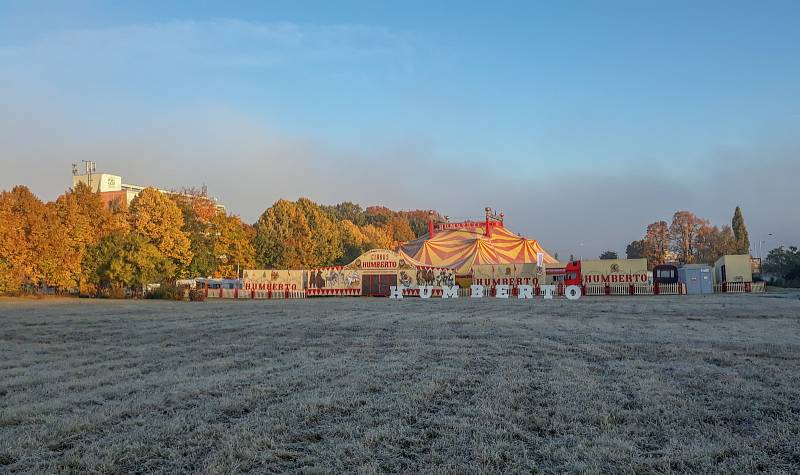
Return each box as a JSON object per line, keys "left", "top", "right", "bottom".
{"left": 303, "top": 249, "right": 454, "bottom": 297}
{"left": 359, "top": 250, "right": 403, "bottom": 297}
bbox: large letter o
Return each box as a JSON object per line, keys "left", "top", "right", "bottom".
{"left": 565, "top": 285, "right": 582, "bottom": 300}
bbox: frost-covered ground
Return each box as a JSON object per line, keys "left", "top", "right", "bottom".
{"left": 1, "top": 293, "right": 800, "bottom": 473}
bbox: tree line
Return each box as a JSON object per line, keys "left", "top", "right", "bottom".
{"left": 763, "top": 247, "right": 800, "bottom": 287}
{"left": 620, "top": 207, "right": 750, "bottom": 268}
{"left": 253, "top": 200, "right": 434, "bottom": 269}
{"left": 0, "top": 184, "right": 437, "bottom": 296}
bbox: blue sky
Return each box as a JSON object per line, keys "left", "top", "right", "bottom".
{"left": 1, "top": 1, "right": 798, "bottom": 257}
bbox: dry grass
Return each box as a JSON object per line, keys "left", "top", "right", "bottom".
{"left": 2, "top": 293, "right": 800, "bottom": 473}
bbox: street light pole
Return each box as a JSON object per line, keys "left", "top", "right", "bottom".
{"left": 765, "top": 233, "right": 773, "bottom": 260}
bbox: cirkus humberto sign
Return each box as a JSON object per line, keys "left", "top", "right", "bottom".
{"left": 389, "top": 284, "right": 583, "bottom": 300}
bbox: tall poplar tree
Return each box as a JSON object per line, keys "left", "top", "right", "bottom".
{"left": 731, "top": 206, "right": 750, "bottom": 255}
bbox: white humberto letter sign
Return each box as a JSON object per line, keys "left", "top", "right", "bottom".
{"left": 389, "top": 284, "right": 582, "bottom": 300}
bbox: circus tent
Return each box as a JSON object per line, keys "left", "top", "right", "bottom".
{"left": 398, "top": 226, "right": 558, "bottom": 275}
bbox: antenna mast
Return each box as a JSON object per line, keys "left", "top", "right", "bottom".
{"left": 82, "top": 160, "right": 97, "bottom": 190}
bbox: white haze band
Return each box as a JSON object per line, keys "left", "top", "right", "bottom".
{"left": 389, "top": 284, "right": 583, "bottom": 300}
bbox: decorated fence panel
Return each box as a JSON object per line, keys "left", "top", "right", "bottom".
{"left": 306, "top": 267, "right": 362, "bottom": 296}
{"left": 243, "top": 269, "right": 304, "bottom": 292}
{"left": 306, "top": 287, "right": 361, "bottom": 297}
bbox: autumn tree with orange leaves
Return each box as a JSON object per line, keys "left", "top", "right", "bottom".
{"left": 128, "top": 188, "right": 193, "bottom": 276}
{"left": 0, "top": 186, "right": 73, "bottom": 291}
{"left": 1, "top": 181, "right": 436, "bottom": 295}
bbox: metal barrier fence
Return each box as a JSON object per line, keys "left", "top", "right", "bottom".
{"left": 656, "top": 283, "right": 685, "bottom": 295}
{"left": 584, "top": 283, "right": 684, "bottom": 296}
{"left": 714, "top": 282, "right": 765, "bottom": 293}
{"left": 205, "top": 288, "right": 306, "bottom": 299}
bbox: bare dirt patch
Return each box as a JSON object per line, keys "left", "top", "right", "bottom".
{"left": 1, "top": 294, "right": 799, "bottom": 473}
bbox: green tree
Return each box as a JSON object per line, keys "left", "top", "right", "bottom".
{"left": 599, "top": 250, "right": 618, "bottom": 260}
{"left": 731, "top": 206, "right": 750, "bottom": 255}
{"left": 398, "top": 210, "right": 442, "bottom": 237}
{"left": 338, "top": 219, "right": 370, "bottom": 265}
{"left": 170, "top": 192, "right": 219, "bottom": 277}
{"left": 626, "top": 240, "right": 647, "bottom": 260}
{"left": 83, "top": 232, "right": 168, "bottom": 295}
{"left": 296, "top": 198, "right": 344, "bottom": 266}
{"left": 254, "top": 199, "right": 315, "bottom": 268}
{"left": 322, "top": 202, "right": 366, "bottom": 226}
{"left": 763, "top": 246, "right": 800, "bottom": 286}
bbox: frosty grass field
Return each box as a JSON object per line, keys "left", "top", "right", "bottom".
{"left": 2, "top": 293, "right": 800, "bottom": 473}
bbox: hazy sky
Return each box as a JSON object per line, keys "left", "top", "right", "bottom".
{"left": 1, "top": 0, "right": 798, "bottom": 258}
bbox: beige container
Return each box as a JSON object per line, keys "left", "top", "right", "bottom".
{"left": 580, "top": 259, "right": 649, "bottom": 284}
{"left": 714, "top": 254, "right": 753, "bottom": 283}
